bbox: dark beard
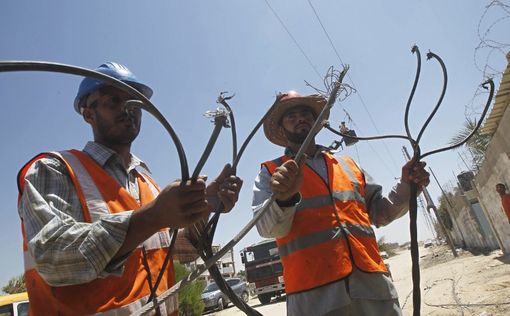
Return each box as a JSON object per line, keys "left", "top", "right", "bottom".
{"left": 94, "top": 110, "right": 140, "bottom": 145}
{"left": 284, "top": 129, "right": 308, "bottom": 144}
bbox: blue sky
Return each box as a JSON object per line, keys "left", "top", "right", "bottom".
{"left": 0, "top": 1, "right": 508, "bottom": 288}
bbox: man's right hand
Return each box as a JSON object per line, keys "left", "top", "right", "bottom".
{"left": 151, "top": 177, "right": 211, "bottom": 228}
{"left": 114, "top": 177, "right": 211, "bottom": 260}
{"left": 270, "top": 160, "right": 303, "bottom": 203}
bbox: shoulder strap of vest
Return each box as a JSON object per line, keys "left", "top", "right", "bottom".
{"left": 137, "top": 170, "right": 161, "bottom": 192}
{"left": 17, "top": 151, "right": 93, "bottom": 222}
{"left": 68, "top": 149, "right": 141, "bottom": 211}
{"left": 261, "top": 155, "right": 288, "bottom": 174}
{"left": 17, "top": 153, "right": 49, "bottom": 197}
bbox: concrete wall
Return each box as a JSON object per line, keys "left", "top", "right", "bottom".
{"left": 446, "top": 190, "right": 499, "bottom": 251}
{"left": 440, "top": 53, "right": 510, "bottom": 253}
{"left": 472, "top": 75, "right": 510, "bottom": 253}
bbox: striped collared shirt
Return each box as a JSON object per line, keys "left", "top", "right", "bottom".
{"left": 18, "top": 141, "right": 194, "bottom": 286}
{"left": 252, "top": 146, "right": 405, "bottom": 315}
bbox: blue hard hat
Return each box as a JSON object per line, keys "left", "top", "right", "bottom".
{"left": 73, "top": 62, "right": 153, "bottom": 113}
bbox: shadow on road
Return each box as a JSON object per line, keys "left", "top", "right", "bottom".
{"left": 495, "top": 253, "right": 510, "bottom": 264}
{"left": 249, "top": 295, "right": 286, "bottom": 309}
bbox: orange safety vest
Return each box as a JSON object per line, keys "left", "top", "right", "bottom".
{"left": 18, "top": 150, "right": 178, "bottom": 316}
{"left": 262, "top": 153, "right": 387, "bottom": 294}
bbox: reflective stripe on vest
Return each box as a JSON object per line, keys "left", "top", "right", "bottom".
{"left": 18, "top": 150, "right": 178, "bottom": 316}
{"left": 262, "top": 153, "right": 386, "bottom": 294}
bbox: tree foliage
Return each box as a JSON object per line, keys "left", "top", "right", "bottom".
{"left": 438, "top": 194, "right": 454, "bottom": 231}
{"left": 2, "top": 274, "right": 26, "bottom": 294}
{"left": 174, "top": 263, "right": 206, "bottom": 316}
{"left": 449, "top": 118, "right": 491, "bottom": 170}
{"left": 377, "top": 236, "right": 397, "bottom": 256}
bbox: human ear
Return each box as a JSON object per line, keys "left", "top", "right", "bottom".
{"left": 81, "top": 107, "right": 95, "bottom": 124}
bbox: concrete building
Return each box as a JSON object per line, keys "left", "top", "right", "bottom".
{"left": 444, "top": 52, "right": 510, "bottom": 253}
{"left": 186, "top": 245, "right": 237, "bottom": 283}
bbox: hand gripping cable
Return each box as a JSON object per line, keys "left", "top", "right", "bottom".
{"left": 323, "top": 46, "right": 495, "bottom": 316}
{"left": 0, "top": 61, "right": 229, "bottom": 314}
{"left": 133, "top": 65, "right": 350, "bottom": 315}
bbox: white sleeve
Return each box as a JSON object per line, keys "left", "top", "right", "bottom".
{"left": 252, "top": 166, "right": 297, "bottom": 238}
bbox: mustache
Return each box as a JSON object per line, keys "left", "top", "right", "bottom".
{"left": 295, "top": 122, "right": 311, "bottom": 130}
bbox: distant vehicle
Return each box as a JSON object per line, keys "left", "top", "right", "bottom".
{"left": 240, "top": 239, "right": 285, "bottom": 305}
{"left": 424, "top": 240, "right": 434, "bottom": 248}
{"left": 379, "top": 251, "right": 389, "bottom": 259}
{"left": 201, "top": 278, "right": 249, "bottom": 311}
{"left": 0, "top": 292, "right": 29, "bottom": 316}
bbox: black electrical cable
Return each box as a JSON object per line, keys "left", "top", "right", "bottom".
{"left": 188, "top": 93, "right": 288, "bottom": 316}
{"left": 324, "top": 47, "right": 495, "bottom": 316}
{"left": 0, "top": 61, "right": 241, "bottom": 314}
{"left": 193, "top": 95, "right": 263, "bottom": 316}
{"left": 416, "top": 52, "right": 448, "bottom": 144}
{"left": 218, "top": 93, "right": 239, "bottom": 166}
{"left": 134, "top": 68, "right": 349, "bottom": 316}
{"left": 148, "top": 113, "right": 230, "bottom": 305}
{"left": 0, "top": 62, "right": 193, "bottom": 309}
{"left": 0, "top": 61, "right": 190, "bottom": 180}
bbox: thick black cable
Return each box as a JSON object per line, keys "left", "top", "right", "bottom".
{"left": 0, "top": 61, "right": 195, "bottom": 310}
{"left": 416, "top": 52, "right": 448, "bottom": 144}
{"left": 191, "top": 111, "right": 261, "bottom": 316}
{"left": 217, "top": 93, "right": 238, "bottom": 167}
{"left": 195, "top": 94, "right": 287, "bottom": 316}
{"left": 204, "top": 94, "right": 287, "bottom": 239}
{"left": 0, "top": 61, "right": 242, "bottom": 313}
{"left": 323, "top": 48, "right": 495, "bottom": 316}
{"left": 405, "top": 46, "right": 422, "bottom": 144}
{"left": 134, "top": 68, "right": 348, "bottom": 316}
{"left": 0, "top": 61, "right": 190, "bottom": 180}
{"left": 420, "top": 79, "right": 494, "bottom": 159}
{"left": 148, "top": 114, "right": 229, "bottom": 304}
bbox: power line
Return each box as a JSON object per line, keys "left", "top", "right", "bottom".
{"left": 305, "top": 0, "right": 346, "bottom": 67}
{"left": 263, "top": 0, "right": 323, "bottom": 81}
{"left": 305, "top": 0, "right": 401, "bottom": 174}
{"left": 343, "top": 112, "right": 397, "bottom": 178}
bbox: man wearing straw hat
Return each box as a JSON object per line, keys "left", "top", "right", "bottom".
{"left": 252, "top": 91, "right": 430, "bottom": 315}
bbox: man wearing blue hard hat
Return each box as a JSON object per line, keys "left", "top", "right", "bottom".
{"left": 17, "top": 62, "right": 243, "bottom": 315}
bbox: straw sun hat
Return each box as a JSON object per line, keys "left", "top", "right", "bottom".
{"left": 263, "top": 91, "right": 328, "bottom": 147}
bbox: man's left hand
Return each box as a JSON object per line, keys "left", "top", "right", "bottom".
{"left": 206, "top": 164, "right": 243, "bottom": 212}
{"left": 401, "top": 159, "right": 430, "bottom": 189}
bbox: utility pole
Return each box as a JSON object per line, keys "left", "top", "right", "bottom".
{"left": 402, "top": 146, "right": 458, "bottom": 257}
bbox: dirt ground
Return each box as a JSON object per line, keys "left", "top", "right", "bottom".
{"left": 392, "top": 245, "right": 510, "bottom": 316}
{"left": 214, "top": 245, "right": 510, "bottom": 315}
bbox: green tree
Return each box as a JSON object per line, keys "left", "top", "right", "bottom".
{"left": 2, "top": 274, "right": 26, "bottom": 294}
{"left": 449, "top": 117, "right": 491, "bottom": 170}
{"left": 438, "top": 194, "right": 454, "bottom": 231}
{"left": 377, "top": 236, "right": 396, "bottom": 257}
{"left": 174, "top": 263, "right": 206, "bottom": 316}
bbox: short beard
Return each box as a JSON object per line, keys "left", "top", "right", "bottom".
{"left": 94, "top": 110, "right": 140, "bottom": 145}
{"left": 284, "top": 129, "right": 308, "bottom": 145}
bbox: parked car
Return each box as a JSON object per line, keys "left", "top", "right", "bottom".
{"left": 0, "top": 292, "right": 29, "bottom": 316}
{"left": 201, "top": 278, "right": 250, "bottom": 311}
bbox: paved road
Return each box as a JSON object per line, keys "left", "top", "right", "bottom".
{"left": 210, "top": 248, "right": 422, "bottom": 316}
{"left": 210, "top": 295, "right": 286, "bottom": 316}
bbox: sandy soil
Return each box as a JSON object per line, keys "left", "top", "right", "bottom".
{"left": 390, "top": 245, "right": 510, "bottom": 316}
{"left": 215, "top": 244, "right": 510, "bottom": 315}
